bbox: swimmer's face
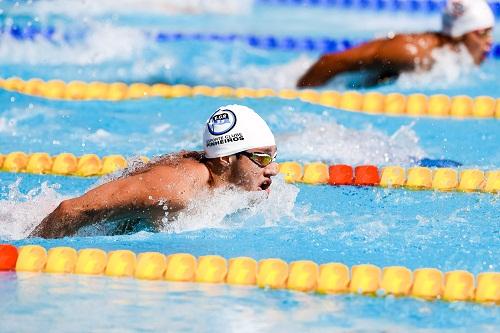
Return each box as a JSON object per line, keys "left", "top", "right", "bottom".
{"left": 463, "top": 28, "right": 493, "bottom": 65}
{"left": 229, "top": 146, "right": 279, "bottom": 193}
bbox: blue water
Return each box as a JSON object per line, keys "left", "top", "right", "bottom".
{"left": 0, "top": 1, "right": 499, "bottom": 332}
{"left": 2, "top": 2, "right": 500, "bottom": 95}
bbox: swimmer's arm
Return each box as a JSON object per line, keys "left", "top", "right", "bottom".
{"left": 30, "top": 167, "right": 190, "bottom": 238}
{"left": 297, "top": 37, "right": 416, "bottom": 88}
{"left": 296, "top": 41, "right": 381, "bottom": 88}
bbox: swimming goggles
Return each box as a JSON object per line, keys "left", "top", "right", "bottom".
{"left": 238, "top": 151, "right": 277, "bottom": 168}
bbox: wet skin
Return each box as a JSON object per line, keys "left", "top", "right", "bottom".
{"left": 30, "top": 147, "right": 279, "bottom": 239}
{"left": 297, "top": 29, "right": 493, "bottom": 88}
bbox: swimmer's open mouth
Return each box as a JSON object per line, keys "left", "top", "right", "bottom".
{"left": 259, "top": 180, "right": 271, "bottom": 191}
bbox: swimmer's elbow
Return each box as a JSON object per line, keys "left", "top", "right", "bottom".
{"left": 296, "top": 77, "right": 313, "bottom": 88}
{"left": 297, "top": 54, "right": 337, "bottom": 88}
{"left": 30, "top": 199, "right": 80, "bottom": 239}
{"left": 57, "top": 199, "right": 75, "bottom": 216}
{"left": 52, "top": 198, "right": 84, "bottom": 222}
{"left": 297, "top": 76, "right": 323, "bottom": 88}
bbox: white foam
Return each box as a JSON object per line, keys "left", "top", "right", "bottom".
{"left": 0, "top": 117, "right": 17, "bottom": 134}
{"left": 273, "top": 112, "right": 425, "bottom": 165}
{"left": 0, "top": 173, "right": 305, "bottom": 239}
{"left": 163, "top": 174, "right": 301, "bottom": 233}
{"left": 28, "top": 0, "right": 253, "bottom": 17}
{"left": 196, "top": 54, "right": 312, "bottom": 89}
{"left": 128, "top": 55, "right": 177, "bottom": 82}
{"left": 0, "top": 24, "right": 147, "bottom": 65}
{"left": 0, "top": 179, "right": 67, "bottom": 240}
{"left": 152, "top": 123, "right": 172, "bottom": 134}
{"left": 396, "top": 44, "right": 479, "bottom": 89}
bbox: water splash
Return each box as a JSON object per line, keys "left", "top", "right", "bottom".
{"left": 396, "top": 44, "right": 478, "bottom": 90}
{"left": 273, "top": 112, "right": 425, "bottom": 165}
{"left": 0, "top": 24, "right": 147, "bottom": 65}
{"left": 196, "top": 54, "right": 312, "bottom": 89}
{"left": 0, "top": 179, "right": 67, "bottom": 240}
{"left": 0, "top": 173, "right": 304, "bottom": 239}
{"left": 28, "top": 0, "right": 253, "bottom": 17}
{"left": 0, "top": 117, "right": 17, "bottom": 134}
{"left": 164, "top": 175, "right": 301, "bottom": 233}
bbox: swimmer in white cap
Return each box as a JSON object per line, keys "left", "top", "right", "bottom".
{"left": 31, "top": 105, "right": 279, "bottom": 239}
{"left": 298, "top": 0, "right": 494, "bottom": 87}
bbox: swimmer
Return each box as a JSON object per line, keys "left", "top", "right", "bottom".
{"left": 297, "top": 0, "right": 495, "bottom": 88}
{"left": 30, "top": 105, "right": 278, "bottom": 239}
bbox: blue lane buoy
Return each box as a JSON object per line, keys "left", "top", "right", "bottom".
{"left": 322, "top": 38, "right": 338, "bottom": 52}
{"left": 492, "top": 3, "right": 500, "bottom": 18}
{"left": 265, "top": 36, "right": 279, "bottom": 49}
{"left": 42, "top": 26, "right": 56, "bottom": 39}
{"left": 409, "top": 0, "right": 421, "bottom": 12}
{"left": 247, "top": 35, "right": 260, "bottom": 47}
{"left": 341, "top": 39, "right": 352, "bottom": 50}
{"left": 303, "top": 38, "right": 318, "bottom": 51}
{"left": 283, "top": 37, "right": 297, "bottom": 50}
{"left": 10, "top": 25, "right": 24, "bottom": 40}
{"left": 155, "top": 32, "right": 170, "bottom": 42}
{"left": 493, "top": 44, "right": 500, "bottom": 58}
{"left": 358, "top": 0, "right": 371, "bottom": 9}
{"left": 418, "top": 158, "right": 462, "bottom": 168}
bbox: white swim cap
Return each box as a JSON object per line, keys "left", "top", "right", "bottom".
{"left": 442, "top": 0, "right": 495, "bottom": 38}
{"left": 203, "top": 104, "right": 275, "bottom": 158}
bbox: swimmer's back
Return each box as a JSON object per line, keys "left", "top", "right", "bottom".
{"left": 364, "top": 32, "right": 446, "bottom": 69}
{"left": 124, "top": 151, "right": 211, "bottom": 205}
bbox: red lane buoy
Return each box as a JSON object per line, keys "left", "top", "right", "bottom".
{"left": 354, "top": 165, "right": 380, "bottom": 186}
{"left": 0, "top": 244, "right": 18, "bottom": 271}
{"left": 328, "top": 165, "right": 354, "bottom": 185}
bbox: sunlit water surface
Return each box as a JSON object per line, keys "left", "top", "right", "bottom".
{"left": 0, "top": 1, "right": 499, "bottom": 332}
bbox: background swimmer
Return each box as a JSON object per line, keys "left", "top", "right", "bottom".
{"left": 297, "top": 0, "right": 495, "bottom": 88}
{"left": 30, "top": 105, "right": 278, "bottom": 239}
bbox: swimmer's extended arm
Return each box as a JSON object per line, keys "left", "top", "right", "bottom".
{"left": 30, "top": 166, "right": 191, "bottom": 238}
{"left": 296, "top": 36, "right": 417, "bottom": 88}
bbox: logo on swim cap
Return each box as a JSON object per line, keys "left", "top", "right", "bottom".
{"left": 207, "top": 109, "right": 237, "bottom": 136}
{"left": 450, "top": 0, "right": 465, "bottom": 18}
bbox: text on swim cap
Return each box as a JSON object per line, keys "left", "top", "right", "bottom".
{"left": 206, "top": 133, "right": 245, "bottom": 147}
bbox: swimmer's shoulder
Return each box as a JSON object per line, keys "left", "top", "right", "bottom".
{"left": 375, "top": 32, "right": 442, "bottom": 62}
{"left": 146, "top": 151, "right": 210, "bottom": 186}
{"left": 393, "top": 32, "right": 444, "bottom": 48}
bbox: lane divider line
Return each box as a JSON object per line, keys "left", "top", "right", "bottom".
{"left": 0, "top": 152, "right": 498, "bottom": 193}
{"left": 1, "top": 77, "right": 499, "bottom": 119}
{"left": 1, "top": 244, "right": 498, "bottom": 305}
{"left": 280, "top": 162, "right": 499, "bottom": 193}
{"left": 3, "top": 25, "right": 500, "bottom": 59}
{"left": 0, "top": 152, "right": 132, "bottom": 177}
{"left": 256, "top": 0, "right": 500, "bottom": 19}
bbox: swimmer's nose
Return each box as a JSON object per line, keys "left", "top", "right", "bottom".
{"left": 264, "top": 162, "right": 279, "bottom": 177}
{"left": 486, "top": 35, "right": 493, "bottom": 47}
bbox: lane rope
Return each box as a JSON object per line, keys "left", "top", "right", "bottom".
{"left": 281, "top": 162, "right": 499, "bottom": 193}
{"left": 3, "top": 25, "right": 500, "bottom": 59}
{"left": 0, "top": 244, "right": 498, "bottom": 305}
{"left": 1, "top": 0, "right": 499, "bottom": 17}
{"left": 1, "top": 77, "right": 499, "bottom": 119}
{"left": 0, "top": 152, "right": 498, "bottom": 193}
{"left": 256, "top": 0, "right": 500, "bottom": 18}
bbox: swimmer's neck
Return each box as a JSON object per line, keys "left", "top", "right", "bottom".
{"left": 433, "top": 31, "right": 464, "bottom": 47}
{"left": 203, "top": 155, "right": 235, "bottom": 190}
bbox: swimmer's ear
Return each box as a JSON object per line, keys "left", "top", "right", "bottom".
{"left": 219, "top": 156, "right": 232, "bottom": 166}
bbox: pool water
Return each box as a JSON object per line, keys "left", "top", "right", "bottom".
{"left": 0, "top": 1, "right": 499, "bottom": 332}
